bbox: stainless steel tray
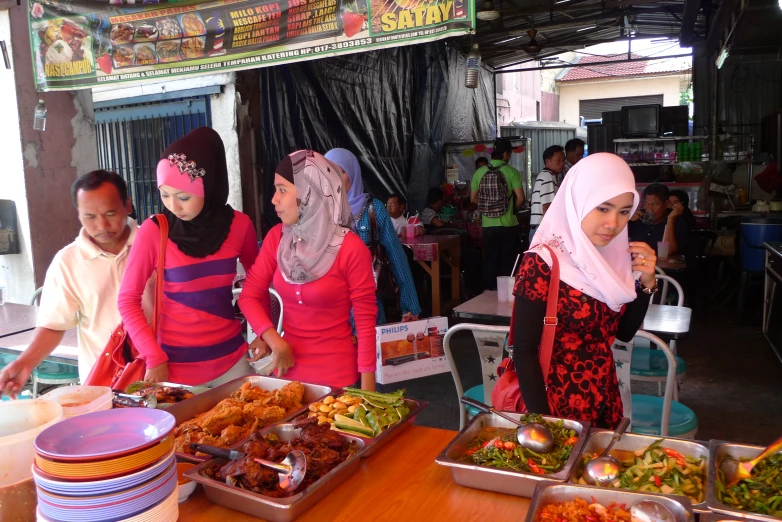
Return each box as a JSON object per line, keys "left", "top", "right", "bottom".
{"left": 290, "top": 396, "right": 428, "bottom": 459}
{"left": 167, "top": 376, "right": 332, "bottom": 462}
{"left": 707, "top": 440, "right": 782, "bottom": 522}
{"left": 184, "top": 423, "right": 364, "bottom": 522}
{"left": 525, "top": 481, "right": 694, "bottom": 522}
{"left": 570, "top": 430, "right": 709, "bottom": 512}
{"left": 701, "top": 512, "right": 770, "bottom": 522}
{"left": 435, "top": 412, "right": 590, "bottom": 498}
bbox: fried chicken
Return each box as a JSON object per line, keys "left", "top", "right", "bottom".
{"left": 243, "top": 403, "right": 287, "bottom": 425}
{"left": 220, "top": 425, "right": 250, "bottom": 446}
{"left": 196, "top": 404, "right": 245, "bottom": 435}
{"left": 175, "top": 430, "right": 223, "bottom": 455}
{"left": 232, "top": 382, "right": 273, "bottom": 402}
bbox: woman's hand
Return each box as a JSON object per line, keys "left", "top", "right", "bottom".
{"left": 628, "top": 241, "right": 658, "bottom": 288}
{"left": 401, "top": 312, "right": 419, "bottom": 323}
{"left": 246, "top": 337, "right": 271, "bottom": 362}
{"left": 265, "top": 338, "right": 295, "bottom": 378}
{"left": 144, "top": 362, "right": 168, "bottom": 383}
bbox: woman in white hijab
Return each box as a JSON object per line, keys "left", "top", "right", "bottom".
{"left": 238, "top": 150, "right": 378, "bottom": 390}
{"left": 512, "top": 153, "right": 658, "bottom": 428}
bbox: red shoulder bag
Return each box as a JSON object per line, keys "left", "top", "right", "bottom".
{"left": 491, "top": 244, "right": 560, "bottom": 412}
{"left": 83, "top": 216, "right": 168, "bottom": 389}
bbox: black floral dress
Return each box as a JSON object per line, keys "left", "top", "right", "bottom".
{"left": 512, "top": 252, "right": 648, "bottom": 429}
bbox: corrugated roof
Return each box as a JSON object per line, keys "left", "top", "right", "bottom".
{"left": 556, "top": 53, "right": 691, "bottom": 81}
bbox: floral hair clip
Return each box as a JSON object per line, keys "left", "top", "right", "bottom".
{"left": 168, "top": 153, "right": 206, "bottom": 182}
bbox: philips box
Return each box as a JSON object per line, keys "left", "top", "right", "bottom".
{"left": 375, "top": 317, "right": 449, "bottom": 385}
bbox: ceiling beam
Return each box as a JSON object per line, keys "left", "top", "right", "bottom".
{"left": 705, "top": 0, "right": 738, "bottom": 49}
{"left": 494, "top": 52, "right": 692, "bottom": 73}
{"left": 497, "top": 0, "right": 684, "bottom": 16}
{"left": 678, "top": 0, "right": 701, "bottom": 46}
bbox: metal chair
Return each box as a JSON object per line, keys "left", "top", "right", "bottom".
{"left": 632, "top": 274, "right": 687, "bottom": 399}
{"left": 443, "top": 323, "right": 509, "bottom": 430}
{"left": 30, "top": 287, "right": 43, "bottom": 306}
{"left": 233, "top": 287, "right": 284, "bottom": 345}
{"left": 613, "top": 330, "right": 698, "bottom": 438}
{"left": 27, "top": 287, "right": 79, "bottom": 396}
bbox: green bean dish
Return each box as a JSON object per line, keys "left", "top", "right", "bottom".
{"left": 459, "top": 414, "right": 579, "bottom": 475}
{"left": 717, "top": 452, "right": 782, "bottom": 518}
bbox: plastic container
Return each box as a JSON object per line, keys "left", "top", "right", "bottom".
{"left": 740, "top": 218, "right": 782, "bottom": 273}
{"left": 0, "top": 399, "right": 64, "bottom": 487}
{"left": 41, "top": 385, "right": 112, "bottom": 418}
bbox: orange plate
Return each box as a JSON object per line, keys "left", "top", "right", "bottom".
{"left": 35, "top": 436, "right": 174, "bottom": 479}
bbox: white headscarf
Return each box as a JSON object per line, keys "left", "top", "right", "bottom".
{"left": 529, "top": 153, "right": 640, "bottom": 312}
{"left": 277, "top": 150, "right": 354, "bottom": 284}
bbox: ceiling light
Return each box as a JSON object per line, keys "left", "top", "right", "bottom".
{"left": 577, "top": 26, "right": 596, "bottom": 31}
{"left": 555, "top": 0, "right": 570, "bottom": 3}
{"left": 496, "top": 36, "right": 523, "bottom": 44}
{"left": 715, "top": 46, "right": 730, "bottom": 69}
{"left": 477, "top": 0, "right": 501, "bottom": 21}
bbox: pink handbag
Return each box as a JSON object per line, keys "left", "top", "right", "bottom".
{"left": 491, "top": 245, "right": 560, "bottom": 412}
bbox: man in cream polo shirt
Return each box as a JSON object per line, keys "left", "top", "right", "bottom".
{"left": 0, "top": 170, "right": 153, "bottom": 396}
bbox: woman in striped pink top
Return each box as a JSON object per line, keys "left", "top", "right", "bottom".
{"left": 118, "top": 127, "right": 259, "bottom": 386}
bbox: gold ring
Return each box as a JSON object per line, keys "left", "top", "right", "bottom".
{"left": 642, "top": 259, "right": 646, "bottom": 266}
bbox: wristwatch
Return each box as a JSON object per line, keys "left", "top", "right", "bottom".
{"left": 637, "top": 278, "right": 659, "bottom": 295}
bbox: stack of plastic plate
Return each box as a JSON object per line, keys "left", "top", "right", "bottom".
{"left": 32, "top": 408, "right": 179, "bottom": 522}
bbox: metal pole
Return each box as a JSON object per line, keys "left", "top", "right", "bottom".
{"left": 494, "top": 52, "right": 692, "bottom": 73}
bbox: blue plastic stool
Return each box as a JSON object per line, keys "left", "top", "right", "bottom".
{"left": 630, "top": 348, "right": 687, "bottom": 400}
{"left": 631, "top": 394, "right": 699, "bottom": 438}
{"left": 0, "top": 353, "right": 19, "bottom": 368}
{"left": 2, "top": 394, "right": 32, "bottom": 401}
{"left": 32, "top": 361, "right": 79, "bottom": 397}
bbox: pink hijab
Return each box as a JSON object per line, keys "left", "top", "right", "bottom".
{"left": 528, "top": 153, "right": 640, "bottom": 312}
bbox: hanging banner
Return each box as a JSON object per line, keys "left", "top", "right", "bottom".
{"left": 28, "top": 0, "right": 475, "bottom": 91}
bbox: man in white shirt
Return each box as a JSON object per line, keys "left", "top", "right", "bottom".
{"left": 386, "top": 194, "right": 423, "bottom": 236}
{"left": 0, "top": 170, "right": 152, "bottom": 396}
{"left": 529, "top": 145, "right": 565, "bottom": 242}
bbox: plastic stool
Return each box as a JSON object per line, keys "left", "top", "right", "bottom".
{"left": 32, "top": 362, "right": 79, "bottom": 397}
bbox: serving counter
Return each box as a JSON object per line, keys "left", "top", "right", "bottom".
{"left": 178, "top": 425, "right": 531, "bottom": 522}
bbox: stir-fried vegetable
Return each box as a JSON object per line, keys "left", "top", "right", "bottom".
{"left": 577, "top": 439, "right": 706, "bottom": 503}
{"left": 717, "top": 452, "right": 782, "bottom": 517}
{"left": 460, "top": 414, "right": 578, "bottom": 475}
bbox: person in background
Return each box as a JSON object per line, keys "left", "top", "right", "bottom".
{"left": 386, "top": 194, "right": 422, "bottom": 236}
{"left": 529, "top": 145, "right": 565, "bottom": 242}
{"left": 513, "top": 153, "right": 657, "bottom": 428}
{"left": 669, "top": 189, "right": 698, "bottom": 231}
{"left": 118, "top": 127, "right": 260, "bottom": 386}
{"left": 0, "top": 171, "right": 154, "bottom": 396}
{"left": 470, "top": 138, "right": 524, "bottom": 290}
{"left": 325, "top": 148, "right": 421, "bottom": 324}
{"left": 475, "top": 157, "right": 489, "bottom": 171}
{"left": 239, "top": 150, "right": 378, "bottom": 390}
{"left": 421, "top": 187, "right": 446, "bottom": 229}
{"left": 563, "top": 138, "right": 585, "bottom": 174}
{"left": 629, "top": 183, "right": 689, "bottom": 256}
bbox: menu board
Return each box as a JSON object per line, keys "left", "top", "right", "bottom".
{"left": 28, "top": 0, "right": 474, "bottom": 91}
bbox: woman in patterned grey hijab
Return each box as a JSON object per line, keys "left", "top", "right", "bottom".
{"left": 276, "top": 150, "right": 354, "bottom": 283}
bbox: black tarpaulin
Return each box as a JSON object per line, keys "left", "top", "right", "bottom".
{"left": 258, "top": 40, "right": 494, "bottom": 229}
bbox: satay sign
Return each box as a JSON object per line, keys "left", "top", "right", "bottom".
{"left": 28, "top": 0, "right": 474, "bottom": 91}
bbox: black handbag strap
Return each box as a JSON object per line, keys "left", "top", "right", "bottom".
{"left": 368, "top": 200, "right": 381, "bottom": 247}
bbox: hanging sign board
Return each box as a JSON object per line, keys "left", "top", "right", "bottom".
{"left": 28, "top": 0, "right": 475, "bottom": 91}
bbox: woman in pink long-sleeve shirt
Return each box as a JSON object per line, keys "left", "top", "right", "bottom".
{"left": 239, "top": 150, "right": 378, "bottom": 390}
{"left": 118, "top": 127, "right": 259, "bottom": 386}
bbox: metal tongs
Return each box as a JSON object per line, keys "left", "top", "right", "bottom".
{"left": 112, "top": 391, "right": 157, "bottom": 408}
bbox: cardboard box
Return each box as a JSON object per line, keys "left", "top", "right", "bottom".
{"left": 375, "top": 317, "right": 449, "bottom": 384}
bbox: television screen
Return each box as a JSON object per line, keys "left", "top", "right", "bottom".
{"left": 625, "top": 106, "right": 659, "bottom": 136}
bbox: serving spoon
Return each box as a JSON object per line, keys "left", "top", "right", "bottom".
{"left": 581, "top": 417, "right": 631, "bottom": 486}
{"left": 727, "top": 434, "right": 782, "bottom": 487}
{"left": 459, "top": 396, "right": 555, "bottom": 454}
{"left": 190, "top": 443, "right": 307, "bottom": 493}
{"left": 630, "top": 500, "right": 676, "bottom": 522}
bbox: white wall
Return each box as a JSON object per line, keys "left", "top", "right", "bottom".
{"left": 496, "top": 64, "right": 542, "bottom": 128}
{"left": 0, "top": 9, "right": 35, "bottom": 304}
{"left": 92, "top": 73, "right": 243, "bottom": 211}
{"left": 558, "top": 75, "right": 683, "bottom": 126}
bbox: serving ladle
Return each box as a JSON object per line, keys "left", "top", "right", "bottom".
{"left": 190, "top": 443, "right": 307, "bottom": 492}
{"left": 581, "top": 417, "right": 631, "bottom": 486}
{"left": 459, "top": 397, "right": 555, "bottom": 454}
{"left": 630, "top": 500, "right": 676, "bottom": 522}
{"left": 113, "top": 391, "right": 158, "bottom": 408}
{"left": 727, "top": 434, "right": 782, "bottom": 487}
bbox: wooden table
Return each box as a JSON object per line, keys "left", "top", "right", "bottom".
{"left": 401, "top": 235, "right": 461, "bottom": 317}
{"left": 0, "top": 303, "right": 38, "bottom": 338}
{"left": 0, "top": 328, "right": 78, "bottom": 365}
{"left": 178, "top": 426, "right": 530, "bottom": 522}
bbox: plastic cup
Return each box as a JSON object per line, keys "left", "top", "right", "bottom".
{"left": 657, "top": 241, "right": 670, "bottom": 261}
{"left": 404, "top": 224, "right": 416, "bottom": 238}
{"left": 497, "top": 276, "right": 513, "bottom": 302}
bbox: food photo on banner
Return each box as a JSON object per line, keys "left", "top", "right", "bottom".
{"left": 28, "top": 0, "right": 475, "bottom": 91}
